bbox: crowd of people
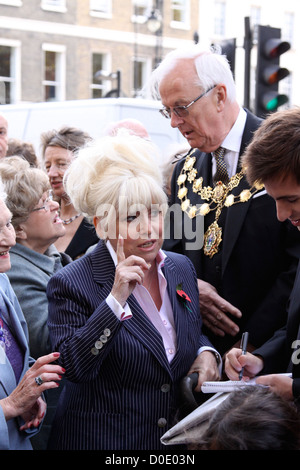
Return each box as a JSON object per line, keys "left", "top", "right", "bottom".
{"left": 1, "top": 42, "right": 300, "bottom": 451}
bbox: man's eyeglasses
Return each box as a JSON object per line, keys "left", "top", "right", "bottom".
{"left": 159, "top": 85, "right": 216, "bottom": 119}
{"left": 31, "top": 190, "right": 54, "bottom": 213}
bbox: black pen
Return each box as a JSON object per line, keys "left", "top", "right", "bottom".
{"left": 239, "top": 332, "right": 249, "bottom": 380}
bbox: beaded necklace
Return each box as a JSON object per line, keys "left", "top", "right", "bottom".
{"left": 177, "top": 150, "right": 264, "bottom": 258}
{"left": 58, "top": 210, "right": 81, "bottom": 225}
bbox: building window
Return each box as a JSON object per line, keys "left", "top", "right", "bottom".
{"left": 42, "top": 44, "right": 66, "bottom": 102}
{"left": 132, "top": 0, "right": 151, "bottom": 21}
{"left": 0, "top": 40, "right": 21, "bottom": 104}
{"left": 133, "top": 58, "right": 150, "bottom": 97}
{"left": 171, "top": 0, "right": 190, "bottom": 28}
{"left": 91, "top": 53, "right": 109, "bottom": 98}
{"left": 90, "top": 0, "right": 112, "bottom": 17}
{"left": 214, "top": 1, "right": 226, "bottom": 36}
{"left": 41, "top": 0, "right": 67, "bottom": 12}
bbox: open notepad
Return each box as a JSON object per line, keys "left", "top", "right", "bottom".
{"left": 201, "top": 378, "right": 264, "bottom": 393}
{"left": 161, "top": 392, "right": 230, "bottom": 445}
{"left": 201, "top": 372, "right": 292, "bottom": 393}
{"left": 161, "top": 373, "right": 293, "bottom": 446}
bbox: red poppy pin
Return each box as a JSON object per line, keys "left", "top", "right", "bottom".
{"left": 176, "top": 284, "right": 192, "bottom": 312}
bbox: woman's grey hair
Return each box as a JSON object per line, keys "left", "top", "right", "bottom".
{"left": 145, "top": 44, "right": 236, "bottom": 103}
{"left": 40, "top": 126, "right": 92, "bottom": 158}
{"left": 0, "top": 156, "right": 50, "bottom": 227}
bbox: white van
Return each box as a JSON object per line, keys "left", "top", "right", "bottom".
{"left": 1, "top": 97, "right": 185, "bottom": 159}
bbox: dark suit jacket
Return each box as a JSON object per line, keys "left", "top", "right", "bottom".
{"left": 254, "top": 260, "right": 300, "bottom": 399}
{"left": 163, "top": 109, "right": 300, "bottom": 354}
{"left": 65, "top": 218, "right": 99, "bottom": 260}
{"left": 47, "top": 240, "right": 213, "bottom": 450}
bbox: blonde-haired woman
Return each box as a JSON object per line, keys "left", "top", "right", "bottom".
{"left": 47, "top": 131, "right": 220, "bottom": 450}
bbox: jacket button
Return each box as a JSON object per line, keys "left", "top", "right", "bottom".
{"left": 161, "top": 384, "right": 170, "bottom": 393}
{"left": 157, "top": 418, "right": 167, "bottom": 428}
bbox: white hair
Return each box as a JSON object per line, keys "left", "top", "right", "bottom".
{"left": 0, "top": 178, "right": 7, "bottom": 202}
{"left": 64, "top": 131, "right": 168, "bottom": 235}
{"left": 146, "top": 44, "right": 236, "bottom": 103}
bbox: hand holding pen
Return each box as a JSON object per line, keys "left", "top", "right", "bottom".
{"left": 239, "top": 332, "right": 249, "bottom": 380}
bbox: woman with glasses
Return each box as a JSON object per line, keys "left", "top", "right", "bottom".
{"left": 0, "top": 178, "right": 65, "bottom": 450}
{"left": 41, "top": 126, "right": 99, "bottom": 260}
{"left": 0, "top": 156, "right": 68, "bottom": 360}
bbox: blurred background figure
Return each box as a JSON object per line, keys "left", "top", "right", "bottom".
{"left": 7, "top": 138, "right": 38, "bottom": 168}
{"left": 103, "top": 118, "right": 150, "bottom": 139}
{"left": 41, "top": 126, "right": 99, "bottom": 259}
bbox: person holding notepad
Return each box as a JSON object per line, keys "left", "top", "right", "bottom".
{"left": 225, "top": 107, "right": 300, "bottom": 405}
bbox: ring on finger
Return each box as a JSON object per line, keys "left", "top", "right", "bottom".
{"left": 216, "top": 313, "right": 222, "bottom": 320}
{"left": 35, "top": 375, "right": 44, "bottom": 386}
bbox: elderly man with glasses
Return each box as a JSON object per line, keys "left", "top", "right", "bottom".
{"left": 148, "top": 45, "right": 300, "bottom": 357}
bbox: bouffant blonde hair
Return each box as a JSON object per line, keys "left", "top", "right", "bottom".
{"left": 64, "top": 130, "right": 168, "bottom": 236}
{"left": 0, "top": 156, "right": 50, "bottom": 227}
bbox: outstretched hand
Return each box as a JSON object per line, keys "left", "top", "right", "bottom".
{"left": 0, "top": 352, "right": 65, "bottom": 429}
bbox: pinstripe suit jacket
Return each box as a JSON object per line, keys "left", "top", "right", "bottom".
{"left": 47, "top": 240, "right": 213, "bottom": 450}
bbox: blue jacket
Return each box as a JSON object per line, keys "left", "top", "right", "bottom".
{"left": 47, "top": 240, "right": 213, "bottom": 450}
{"left": 0, "top": 274, "right": 38, "bottom": 450}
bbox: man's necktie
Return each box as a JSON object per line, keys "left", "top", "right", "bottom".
{"left": 213, "top": 147, "right": 229, "bottom": 184}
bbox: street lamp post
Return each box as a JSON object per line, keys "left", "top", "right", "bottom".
{"left": 94, "top": 70, "right": 121, "bottom": 97}
{"left": 147, "top": 1, "right": 164, "bottom": 68}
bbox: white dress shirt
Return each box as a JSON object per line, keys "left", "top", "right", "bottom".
{"left": 105, "top": 240, "right": 221, "bottom": 368}
{"left": 212, "top": 107, "right": 247, "bottom": 178}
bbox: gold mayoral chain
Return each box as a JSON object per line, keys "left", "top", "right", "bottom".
{"left": 177, "top": 150, "right": 264, "bottom": 258}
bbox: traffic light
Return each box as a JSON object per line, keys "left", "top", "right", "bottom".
{"left": 255, "top": 25, "right": 290, "bottom": 118}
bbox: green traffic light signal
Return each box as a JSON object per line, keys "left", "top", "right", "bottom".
{"left": 264, "top": 93, "right": 289, "bottom": 111}
{"left": 255, "top": 25, "right": 291, "bottom": 118}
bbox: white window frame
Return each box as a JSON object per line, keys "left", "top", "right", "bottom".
{"left": 0, "top": 0, "right": 22, "bottom": 6}
{"left": 90, "top": 52, "right": 110, "bottom": 98}
{"left": 170, "top": 0, "right": 190, "bottom": 30}
{"left": 41, "top": 0, "right": 67, "bottom": 13}
{"left": 42, "top": 43, "right": 66, "bottom": 101}
{"left": 214, "top": 0, "right": 226, "bottom": 37}
{"left": 132, "top": 0, "right": 152, "bottom": 23}
{"left": 90, "top": 0, "right": 112, "bottom": 19}
{"left": 132, "top": 56, "right": 151, "bottom": 97}
{"left": 0, "top": 38, "right": 21, "bottom": 104}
